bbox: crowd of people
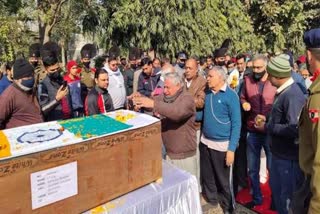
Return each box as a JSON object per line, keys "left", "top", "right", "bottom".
{"left": 0, "top": 28, "right": 320, "bottom": 214}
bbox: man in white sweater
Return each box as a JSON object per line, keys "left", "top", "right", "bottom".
{"left": 103, "top": 56, "right": 126, "bottom": 109}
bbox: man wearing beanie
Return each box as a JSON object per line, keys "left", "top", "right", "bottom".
{"left": 0, "top": 58, "right": 43, "bottom": 129}
{"left": 255, "top": 54, "right": 306, "bottom": 214}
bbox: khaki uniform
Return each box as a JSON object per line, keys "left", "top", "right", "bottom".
{"left": 299, "top": 76, "right": 320, "bottom": 213}
{"left": 34, "top": 64, "right": 46, "bottom": 84}
{"left": 79, "top": 65, "right": 95, "bottom": 90}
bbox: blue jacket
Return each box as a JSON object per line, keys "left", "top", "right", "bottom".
{"left": 196, "top": 86, "right": 241, "bottom": 152}
{"left": 0, "top": 75, "right": 12, "bottom": 95}
{"left": 266, "top": 82, "right": 306, "bottom": 160}
{"left": 291, "top": 71, "right": 308, "bottom": 95}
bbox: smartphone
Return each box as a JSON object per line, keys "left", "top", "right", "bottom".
{"left": 61, "top": 81, "right": 68, "bottom": 90}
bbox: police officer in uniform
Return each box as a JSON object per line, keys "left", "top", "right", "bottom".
{"left": 29, "top": 43, "right": 46, "bottom": 83}
{"left": 295, "top": 28, "right": 320, "bottom": 214}
{"left": 79, "top": 44, "right": 97, "bottom": 91}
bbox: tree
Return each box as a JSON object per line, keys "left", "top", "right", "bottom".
{"left": 36, "top": 0, "right": 68, "bottom": 44}
{"left": 303, "top": 0, "right": 320, "bottom": 29}
{"left": 247, "top": 0, "right": 306, "bottom": 54}
{"left": 93, "top": 0, "right": 261, "bottom": 57}
{"left": 0, "top": 0, "right": 34, "bottom": 62}
{"left": 51, "top": 0, "right": 87, "bottom": 64}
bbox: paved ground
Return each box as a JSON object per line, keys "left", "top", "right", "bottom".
{"left": 201, "top": 196, "right": 257, "bottom": 214}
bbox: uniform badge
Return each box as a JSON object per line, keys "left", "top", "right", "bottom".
{"left": 309, "top": 109, "right": 319, "bottom": 123}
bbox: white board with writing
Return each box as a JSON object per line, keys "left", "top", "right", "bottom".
{"left": 30, "top": 161, "right": 78, "bottom": 210}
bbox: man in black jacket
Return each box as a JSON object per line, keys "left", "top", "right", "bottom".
{"left": 38, "top": 56, "right": 72, "bottom": 121}
{"left": 85, "top": 69, "right": 114, "bottom": 115}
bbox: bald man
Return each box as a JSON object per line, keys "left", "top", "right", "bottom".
{"left": 184, "top": 58, "right": 207, "bottom": 190}
{"left": 184, "top": 58, "right": 206, "bottom": 109}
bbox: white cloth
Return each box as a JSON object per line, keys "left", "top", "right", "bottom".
{"left": 200, "top": 135, "right": 229, "bottom": 152}
{"left": 166, "top": 154, "right": 197, "bottom": 178}
{"left": 85, "top": 161, "right": 202, "bottom": 214}
{"left": 104, "top": 65, "right": 127, "bottom": 109}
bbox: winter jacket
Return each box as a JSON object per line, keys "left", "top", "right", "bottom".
{"left": 0, "top": 84, "right": 43, "bottom": 129}
{"left": 85, "top": 86, "right": 114, "bottom": 116}
{"left": 138, "top": 70, "right": 160, "bottom": 97}
{"left": 38, "top": 76, "right": 73, "bottom": 121}
{"left": 266, "top": 80, "right": 306, "bottom": 160}
{"left": 154, "top": 89, "right": 196, "bottom": 159}
{"left": 240, "top": 75, "right": 276, "bottom": 133}
{"left": 63, "top": 75, "right": 83, "bottom": 110}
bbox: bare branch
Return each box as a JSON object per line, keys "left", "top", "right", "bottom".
{"left": 48, "top": 0, "right": 67, "bottom": 31}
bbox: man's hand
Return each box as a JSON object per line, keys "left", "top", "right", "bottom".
{"left": 254, "top": 114, "right": 266, "bottom": 131}
{"left": 242, "top": 102, "right": 251, "bottom": 111}
{"left": 55, "top": 85, "right": 68, "bottom": 101}
{"left": 226, "top": 151, "right": 235, "bottom": 167}
{"left": 133, "top": 97, "right": 154, "bottom": 109}
{"left": 127, "top": 92, "right": 142, "bottom": 100}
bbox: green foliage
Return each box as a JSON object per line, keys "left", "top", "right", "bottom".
{"left": 303, "top": 0, "right": 320, "bottom": 29}
{"left": 248, "top": 0, "right": 306, "bottom": 54}
{"left": 51, "top": 0, "right": 84, "bottom": 42}
{"left": 1, "top": 0, "right": 319, "bottom": 61}
{"left": 0, "top": 1, "right": 35, "bottom": 62}
{"left": 95, "top": 0, "right": 262, "bottom": 57}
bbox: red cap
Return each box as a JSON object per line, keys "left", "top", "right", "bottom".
{"left": 297, "top": 55, "right": 306, "bottom": 64}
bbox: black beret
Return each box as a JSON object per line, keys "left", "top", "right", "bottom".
{"left": 80, "top": 44, "right": 97, "bottom": 59}
{"left": 29, "top": 43, "right": 41, "bottom": 57}
{"left": 214, "top": 48, "right": 228, "bottom": 58}
{"left": 81, "top": 50, "right": 91, "bottom": 59}
{"left": 304, "top": 28, "right": 320, "bottom": 49}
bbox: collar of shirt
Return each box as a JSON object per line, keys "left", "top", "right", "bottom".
{"left": 185, "top": 79, "right": 192, "bottom": 88}
{"left": 276, "top": 77, "right": 294, "bottom": 94}
{"left": 239, "top": 72, "right": 244, "bottom": 79}
{"left": 211, "top": 83, "right": 227, "bottom": 94}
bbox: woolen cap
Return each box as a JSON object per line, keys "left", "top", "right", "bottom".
{"left": 267, "top": 54, "right": 291, "bottom": 78}
{"left": 13, "top": 58, "right": 34, "bottom": 80}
